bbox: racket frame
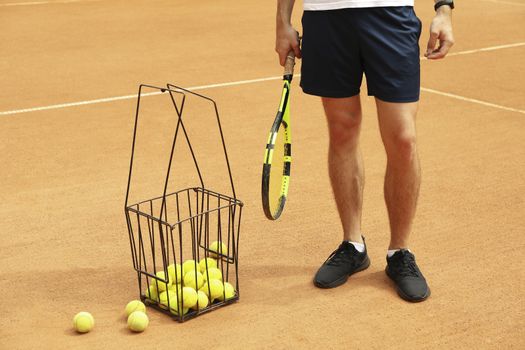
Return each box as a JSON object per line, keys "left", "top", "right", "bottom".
{"left": 261, "top": 54, "right": 295, "bottom": 220}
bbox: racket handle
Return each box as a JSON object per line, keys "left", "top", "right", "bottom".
{"left": 284, "top": 52, "right": 295, "bottom": 76}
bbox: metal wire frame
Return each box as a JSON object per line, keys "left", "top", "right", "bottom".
{"left": 124, "top": 84, "right": 243, "bottom": 322}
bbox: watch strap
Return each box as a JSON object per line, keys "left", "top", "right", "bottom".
{"left": 435, "top": 0, "right": 454, "bottom": 11}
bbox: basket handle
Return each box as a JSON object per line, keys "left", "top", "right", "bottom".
{"left": 166, "top": 83, "right": 238, "bottom": 200}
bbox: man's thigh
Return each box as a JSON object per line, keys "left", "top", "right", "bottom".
{"left": 358, "top": 7, "right": 422, "bottom": 103}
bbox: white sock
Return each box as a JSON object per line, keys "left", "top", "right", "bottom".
{"left": 387, "top": 248, "right": 410, "bottom": 258}
{"left": 347, "top": 241, "right": 365, "bottom": 253}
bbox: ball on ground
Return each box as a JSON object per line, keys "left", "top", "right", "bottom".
{"left": 73, "top": 311, "right": 94, "bottom": 333}
{"left": 127, "top": 311, "right": 149, "bottom": 332}
{"left": 125, "top": 300, "right": 146, "bottom": 317}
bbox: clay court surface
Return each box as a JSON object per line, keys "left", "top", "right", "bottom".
{"left": 1, "top": 0, "right": 524, "bottom": 348}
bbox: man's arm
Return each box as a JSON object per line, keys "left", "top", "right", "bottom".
{"left": 425, "top": 1, "right": 455, "bottom": 59}
{"left": 276, "top": 0, "right": 301, "bottom": 66}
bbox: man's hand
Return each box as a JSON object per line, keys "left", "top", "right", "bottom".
{"left": 425, "top": 6, "right": 454, "bottom": 59}
{"left": 276, "top": 24, "right": 301, "bottom": 66}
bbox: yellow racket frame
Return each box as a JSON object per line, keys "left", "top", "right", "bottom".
{"left": 261, "top": 54, "right": 294, "bottom": 220}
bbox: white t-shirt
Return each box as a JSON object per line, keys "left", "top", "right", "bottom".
{"left": 304, "top": 0, "right": 414, "bottom": 11}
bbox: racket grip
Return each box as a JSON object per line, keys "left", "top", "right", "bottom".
{"left": 284, "top": 52, "right": 295, "bottom": 76}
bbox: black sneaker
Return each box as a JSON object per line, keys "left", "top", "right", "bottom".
{"left": 314, "top": 239, "right": 370, "bottom": 288}
{"left": 386, "top": 249, "right": 430, "bottom": 302}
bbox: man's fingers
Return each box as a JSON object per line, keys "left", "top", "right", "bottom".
{"left": 427, "top": 38, "right": 454, "bottom": 60}
{"left": 279, "top": 52, "right": 287, "bottom": 66}
{"left": 425, "top": 31, "right": 439, "bottom": 57}
{"left": 292, "top": 42, "right": 302, "bottom": 59}
{"left": 436, "top": 39, "right": 454, "bottom": 59}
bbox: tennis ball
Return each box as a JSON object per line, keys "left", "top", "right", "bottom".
{"left": 170, "top": 305, "right": 190, "bottom": 316}
{"left": 155, "top": 271, "right": 172, "bottom": 292}
{"left": 184, "top": 270, "right": 204, "bottom": 290}
{"left": 73, "top": 311, "right": 94, "bottom": 333}
{"left": 198, "top": 257, "right": 217, "bottom": 273}
{"left": 181, "top": 287, "right": 198, "bottom": 308}
{"left": 202, "top": 267, "right": 222, "bottom": 282}
{"left": 216, "top": 282, "right": 236, "bottom": 301}
{"left": 167, "top": 263, "right": 183, "bottom": 284}
{"left": 191, "top": 290, "right": 209, "bottom": 310}
{"left": 168, "top": 283, "right": 182, "bottom": 296}
{"left": 145, "top": 284, "right": 159, "bottom": 302}
{"left": 127, "top": 311, "right": 149, "bottom": 332}
{"left": 125, "top": 300, "right": 146, "bottom": 317}
{"left": 210, "top": 241, "right": 227, "bottom": 258}
{"left": 159, "top": 290, "right": 178, "bottom": 309}
{"left": 200, "top": 279, "right": 224, "bottom": 301}
{"left": 182, "top": 260, "right": 198, "bottom": 276}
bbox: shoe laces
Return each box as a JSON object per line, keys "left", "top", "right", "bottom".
{"left": 392, "top": 250, "right": 420, "bottom": 277}
{"left": 326, "top": 243, "right": 359, "bottom": 267}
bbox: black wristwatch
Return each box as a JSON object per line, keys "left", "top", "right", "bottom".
{"left": 434, "top": 0, "right": 454, "bottom": 11}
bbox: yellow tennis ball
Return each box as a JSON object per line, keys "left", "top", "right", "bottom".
{"left": 145, "top": 284, "right": 159, "bottom": 302}
{"left": 184, "top": 270, "right": 204, "bottom": 290}
{"left": 217, "top": 282, "right": 236, "bottom": 301}
{"left": 170, "top": 305, "right": 190, "bottom": 316}
{"left": 168, "top": 283, "right": 182, "bottom": 296}
{"left": 200, "top": 279, "right": 224, "bottom": 301}
{"left": 198, "top": 257, "right": 217, "bottom": 273}
{"left": 181, "top": 287, "right": 198, "bottom": 309}
{"left": 73, "top": 311, "right": 94, "bottom": 333}
{"left": 183, "top": 260, "right": 198, "bottom": 276}
{"left": 167, "top": 263, "right": 183, "bottom": 284}
{"left": 191, "top": 290, "right": 209, "bottom": 310}
{"left": 202, "top": 267, "right": 222, "bottom": 282}
{"left": 155, "top": 271, "right": 172, "bottom": 292}
{"left": 125, "top": 300, "right": 146, "bottom": 317}
{"left": 159, "top": 290, "right": 178, "bottom": 309}
{"left": 127, "top": 311, "right": 149, "bottom": 332}
{"left": 210, "top": 241, "right": 227, "bottom": 258}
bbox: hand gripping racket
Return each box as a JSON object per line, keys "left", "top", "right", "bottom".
{"left": 261, "top": 52, "right": 295, "bottom": 220}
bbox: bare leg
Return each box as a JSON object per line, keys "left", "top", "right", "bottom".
{"left": 322, "top": 95, "right": 364, "bottom": 243}
{"left": 375, "top": 99, "right": 420, "bottom": 249}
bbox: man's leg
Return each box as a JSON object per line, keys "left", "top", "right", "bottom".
{"left": 313, "top": 95, "right": 370, "bottom": 289}
{"left": 376, "top": 98, "right": 430, "bottom": 302}
{"left": 375, "top": 99, "right": 420, "bottom": 249}
{"left": 323, "top": 95, "right": 364, "bottom": 244}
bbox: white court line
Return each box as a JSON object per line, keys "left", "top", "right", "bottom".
{"left": 444, "top": 42, "right": 525, "bottom": 58}
{"left": 1, "top": 0, "right": 101, "bottom": 6}
{"left": 1, "top": 43, "right": 524, "bottom": 116}
{"left": 479, "top": 0, "right": 525, "bottom": 6}
{"left": 0, "top": 76, "right": 286, "bottom": 116}
{"left": 421, "top": 88, "right": 525, "bottom": 114}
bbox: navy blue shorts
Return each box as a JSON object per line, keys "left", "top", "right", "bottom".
{"left": 300, "top": 7, "right": 422, "bottom": 102}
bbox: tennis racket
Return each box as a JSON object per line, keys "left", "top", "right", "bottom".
{"left": 261, "top": 51, "right": 296, "bottom": 220}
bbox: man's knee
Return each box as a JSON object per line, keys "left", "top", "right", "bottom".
{"left": 385, "top": 132, "right": 418, "bottom": 164}
{"left": 324, "top": 107, "right": 362, "bottom": 149}
{"left": 327, "top": 116, "right": 362, "bottom": 147}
